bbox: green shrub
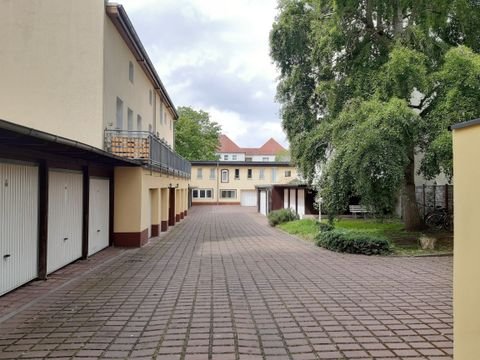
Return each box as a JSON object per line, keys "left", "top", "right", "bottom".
{"left": 315, "top": 229, "right": 392, "bottom": 255}
{"left": 318, "top": 222, "right": 334, "bottom": 232}
{"left": 268, "top": 208, "right": 299, "bottom": 227}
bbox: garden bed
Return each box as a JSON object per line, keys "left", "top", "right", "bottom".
{"left": 278, "top": 218, "right": 453, "bottom": 256}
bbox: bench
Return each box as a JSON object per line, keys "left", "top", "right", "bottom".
{"left": 349, "top": 205, "right": 370, "bottom": 218}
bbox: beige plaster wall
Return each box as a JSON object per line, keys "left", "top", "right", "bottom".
{"left": 0, "top": 0, "right": 105, "bottom": 148}
{"left": 191, "top": 164, "right": 297, "bottom": 204}
{"left": 114, "top": 166, "right": 189, "bottom": 234}
{"left": 103, "top": 16, "right": 175, "bottom": 147}
{"left": 452, "top": 124, "right": 480, "bottom": 360}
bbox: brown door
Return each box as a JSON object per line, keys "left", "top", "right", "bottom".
{"left": 168, "top": 188, "right": 175, "bottom": 226}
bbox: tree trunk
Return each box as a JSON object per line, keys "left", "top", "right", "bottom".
{"left": 403, "top": 147, "right": 423, "bottom": 231}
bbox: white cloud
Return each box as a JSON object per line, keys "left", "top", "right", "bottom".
{"left": 115, "top": 0, "right": 286, "bottom": 148}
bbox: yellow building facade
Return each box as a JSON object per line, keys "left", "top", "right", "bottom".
{"left": 0, "top": 0, "right": 190, "bottom": 248}
{"left": 190, "top": 161, "right": 298, "bottom": 205}
{"left": 451, "top": 119, "right": 480, "bottom": 359}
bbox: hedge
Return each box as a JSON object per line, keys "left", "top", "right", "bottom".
{"left": 267, "top": 208, "right": 299, "bottom": 227}
{"left": 315, "top": 228, "right": 392, "bottom": 255}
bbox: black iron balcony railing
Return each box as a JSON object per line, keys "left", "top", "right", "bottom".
{"left": 104, "top": 129, "right": 191, "bottom": 178}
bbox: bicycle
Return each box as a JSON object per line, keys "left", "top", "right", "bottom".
{"left": 424, "top": 206, "right": 452, "bottom": 231}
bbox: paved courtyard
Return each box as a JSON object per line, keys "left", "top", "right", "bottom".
{"left": 0, "top": 206, "right": 452, "bottom": 359}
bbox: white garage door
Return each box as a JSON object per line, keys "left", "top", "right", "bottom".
{"left": 241, "top": 190, "right": 257, "bottom": 207}
{"left": 0, "top": 162, "right": 38, "bottom": 296}
{"left": 88, "top": 178, "right": 109, "bottom": 256}
{"left": 47, "top": 170, "right": 83, "bottom": 274}
{"left": 260, "top": 190, "right": 267, "bottom": 215}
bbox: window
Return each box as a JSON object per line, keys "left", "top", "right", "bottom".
{"left": 259, "top": 169, "right": 265, "bottom": 180}
{"left": 209, "top": 168, "right": 216, "bottom": 180}
{"left": 149, "top": 90, "right": 152, "bottom": 105}
{"left": 221, "top": 190, "right": 236, "bottom": 199}
{"left": 160, "top": 102, "right": 164, "bottom": 124}
{"left": 193, "top": 189, "right": 213, "bottom": 199}
{"left": 129, "top": 61, "right": 134, "bottom": 83}
{"left": 234, "top": 168, "right": 240, "bottom": 180}
{"left": 224, "top": 155, "right": 229, "bottom": 160}
{"left": 262, "top": 157, "right": 269, "bottom": 162}
{"left": 246, "top": 157, "right": 252, "bottom": 162}
{"left": 247, "top": 169, "right": 253, "bottom": 179}
{"left": 221, "top": 169, "right": 229, "bottom": 183}
{"left": 197, "top": 168, "right": 203, "bottom": 179}
{"left": 285, "top": 170, "right": 292, "bottom": 177}
{"left": 137, "top": 115, "right": 142, "bottom": 131}
{"left": 232, "top": 154, "right": 237, "bottom": 160}
{"left": 116, "top": 97, "right": 123, "bottom": 129}
{"left": 127, "top": 108, "right": 133, "bottom": 131}
{"left": 271, "top": 168, "right": 277, "bottom": 182}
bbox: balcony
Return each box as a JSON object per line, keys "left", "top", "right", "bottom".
{"left": 104, "top": 129, "right": 191, "bottom": 178}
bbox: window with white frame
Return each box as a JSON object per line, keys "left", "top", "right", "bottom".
{"left": 127, "top": 108, "right": 133, "bottom": 131}
{"left": 220, "top": 190, "right": 236, "bottom": 199}
{"left": 285, "top": 170, "right": 292, "bottom": 177}
{"left": 234, "top": 168, "right": 240, "bottom": 179}
{"left": 197, "top": 168, "right": 203, "bottom": 179}
{"left": 259, "top": 169, "right": 265, "bottom": 180}
{"left": 262, "top": 157, "right": 269, "bottom": 161}
{"left": 232, "top": 154, "right": 237, "bottom": 160}
{"left": 193, "top": 188, "right": 213, "bottom": 199}
{"left": 224, "top": 154, "right": 229, "bottom": 160}
{"left": 116, "top": 97, "right": 123, "bottom": 129}
{"left": 129, "top": 61, "right": 134, "bottom": 83}
{"left": 209, "top": 168, "right": 216, "bottom": 180}
{"left": 247, "top": 168, "right": 253, "bottom": 179}
{"left": 221, "top": 169, "right": 229, "bottom": 183}
{"left": 137, "top": 115, "right": 142, "bottom": 131}
{"left": 271, "top": 167, "right": 277, "bottom": 182}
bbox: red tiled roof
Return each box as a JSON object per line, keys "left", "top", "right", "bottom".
{"left": 218, "top": 134, "right": 242, "bottom": 153}
{"left": 218, "top": 135, "right": 286, "bottom": 156}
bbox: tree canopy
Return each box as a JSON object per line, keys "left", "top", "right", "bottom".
{"left": 270, "top": 0, "right": 480, "bottom": 229}
{"left": 174, "top": 107, "right": 221, "bottom": 161}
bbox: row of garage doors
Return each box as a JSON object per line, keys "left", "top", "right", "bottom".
{"left": 0, "top": 162, "right": 110, "bottom": 296}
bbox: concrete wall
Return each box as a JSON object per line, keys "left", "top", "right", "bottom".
{"left": 452, "top": 124, "right": 480, "bottom": 360}
{"left": 103, "top": 16, "right": 175, "bottom": 147}
{"left": 191, "top": 164, "right": 298, "bottom": 204}
{"left": 0, "top": 0, "right": 106, "bottom": 148}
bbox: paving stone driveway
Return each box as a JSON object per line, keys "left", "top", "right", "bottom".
{"left": 0, "top": 206, "right": 452, "bottom": 359}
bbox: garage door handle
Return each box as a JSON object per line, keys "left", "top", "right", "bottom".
{"left": 3, "top": 254, "right": 11, "bottom": 259}
{"left": 63, "top": 237, "right": 69, "bottom": 241}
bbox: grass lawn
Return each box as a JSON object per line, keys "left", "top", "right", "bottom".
{"left": 278, "top": 218, "right": 453, "bottom": 256}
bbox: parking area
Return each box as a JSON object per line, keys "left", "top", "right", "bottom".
{"left": 0, "top": 206, "right": 452, "bottom": 359}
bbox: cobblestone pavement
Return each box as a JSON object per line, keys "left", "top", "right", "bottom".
{"left": 0, "top": 206, "right": 452, "bottom": 359}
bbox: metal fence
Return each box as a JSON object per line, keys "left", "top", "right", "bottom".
{"left": 104, "top": 129, "right": 191, "bottom": 178}
{"left": 416, "top": 184, "right": 453, "bottom": 218}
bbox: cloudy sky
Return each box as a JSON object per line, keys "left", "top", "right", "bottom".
{"left": 116, "top": 0, "right": 287, "bottom": 148}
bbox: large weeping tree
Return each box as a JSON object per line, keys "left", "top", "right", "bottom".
{"left": 270, "top": 0, "right": 480, "bottom": 230}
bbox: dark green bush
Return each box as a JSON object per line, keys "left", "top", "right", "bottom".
{"left": 268, "top": 208, "right": 299, "bottom": 227}
{"left": 318, "top": 222, "right": 334, "bottom": 232}
{"left": 315, "top": 229, "right": 391, "bottom": 255}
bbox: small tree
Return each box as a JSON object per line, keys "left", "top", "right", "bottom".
{"left": 175, "top": 107, "right": 221, "bottom": 161}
